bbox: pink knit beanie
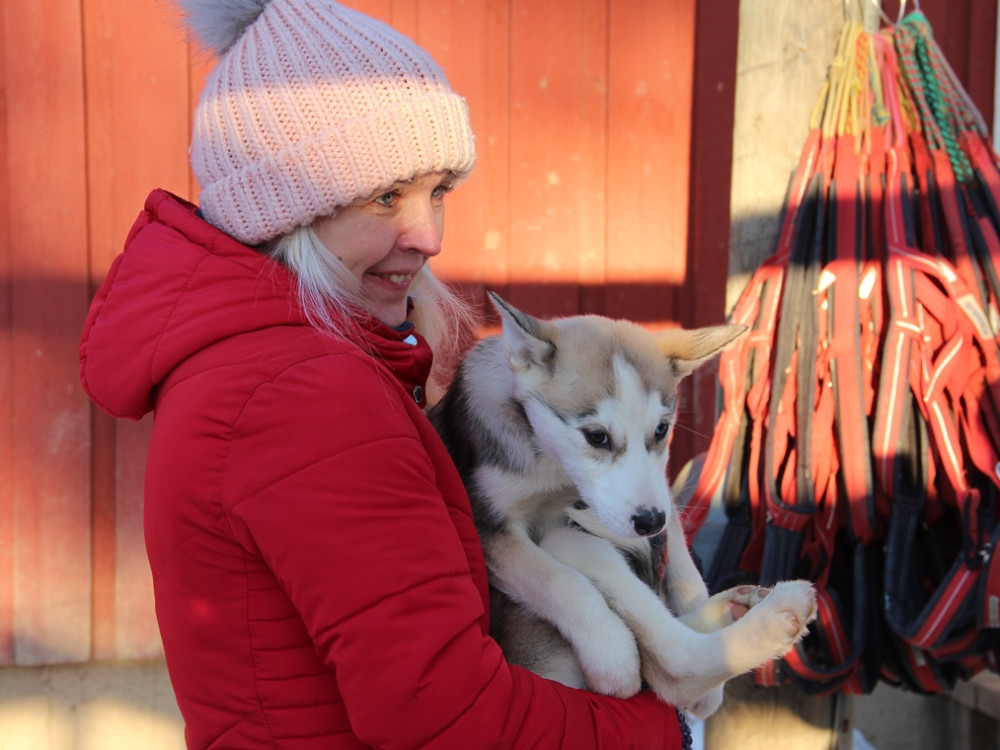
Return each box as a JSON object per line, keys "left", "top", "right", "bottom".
{"left": 179, "top": 0, "right": 477, "bottom": 245}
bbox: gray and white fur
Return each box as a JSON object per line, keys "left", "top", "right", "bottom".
{"left": 430, "top": 292, "right": 817, "bottom": 718}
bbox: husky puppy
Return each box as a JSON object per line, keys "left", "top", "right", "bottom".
{"left": 429, "top": 293, "right": 816, "bottom": 718}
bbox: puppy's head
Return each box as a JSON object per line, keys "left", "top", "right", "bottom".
{"left": 490, "top": 291, "right": 746, "bottom": 539}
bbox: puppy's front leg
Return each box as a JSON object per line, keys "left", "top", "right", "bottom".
{"left": 651, "top": 579, "right": 816, "bottom": 714}
{"left": 540, "top": 526, "right": 726, "bottom": 714}
{"left": 661, "top": 509, "right": 773, "bottom": 634}
{"left": 659, "top": 508, "right": 710, "bottom": 616}
{"left": 675, "top": 585, "right": 771, "bottom": 718}
{"left": 541, "top": 527, "right": 816, "bottom": 717}
{"left": 485, "top": 529, "right": 642, "bottom": 697}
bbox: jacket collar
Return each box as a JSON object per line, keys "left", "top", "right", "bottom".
{"left": 81, "top": 189, "right": 433, "bottom": 416}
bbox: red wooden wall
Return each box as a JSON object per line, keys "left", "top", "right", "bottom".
{"left": 0, "top": 0, "right": 991, "bottom": 665}
{"left": 0, "top": 0, "right": 736, "bottom": 665}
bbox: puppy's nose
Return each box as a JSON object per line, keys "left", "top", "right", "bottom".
{"left": 631, "top": 507, "right": 666, "bottom": 536}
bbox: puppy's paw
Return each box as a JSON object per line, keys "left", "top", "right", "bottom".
{"left": 718, "top": 584, "right": 771, "bottom": 623}
{"left": 580, "top": 647, "right": 642, "bottom": 698}
{"left": 683, "top": 685, "right": 724, "bottom": 721}
{"left": 679, "top": 584, "right": 771, "bottom": 633}
{"left": 757, "top": 579, "right": 817, "bottom": 648}
{"left": 574, "top": 617, "right": 642, "bottom": 698}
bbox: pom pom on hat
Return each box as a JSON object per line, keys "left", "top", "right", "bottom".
{"left": 179, "top": 0, "right": 476, "bottom": 245}
{"left": 178, "top": 0, "right": 270, "bottom": 55}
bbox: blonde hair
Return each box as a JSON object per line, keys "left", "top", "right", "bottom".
{"left": 265, "top": 224, "right": 477, "bottom": 404}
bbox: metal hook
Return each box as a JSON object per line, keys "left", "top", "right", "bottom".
{"left": 868, "top": 0, "right": 914, "bottom": 27}
{"left": 871, "top": 0, "right": 892, "bottom": 26}
{"left": 899, "top": 0, "right": 912, "bottom": 23}
{"left": 867, "top": 0, "right": 895, "bottom": 28}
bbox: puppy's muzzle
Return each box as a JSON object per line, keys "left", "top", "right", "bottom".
{"left": 631, "top": 507, "right": 666, "bottom": 536}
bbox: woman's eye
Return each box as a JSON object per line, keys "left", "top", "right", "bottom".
{"left": 432, "top": 183, "right": 455, "bottom": 200}
{"left": 373, "top": 191, "right": 398, "bottom": 207}
{"left": 583, "top": 429, "right": 611, "bottom": 449}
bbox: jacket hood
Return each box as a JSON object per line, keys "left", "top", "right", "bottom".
{"left": 80, "top": 189, "right": 427, "bottom": 419}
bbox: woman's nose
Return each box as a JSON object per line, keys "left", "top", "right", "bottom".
{"left": 399, "top": 202, "right": 444, "bottom": 256}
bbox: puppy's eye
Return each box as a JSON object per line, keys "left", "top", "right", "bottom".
{"left": 583, "top": 428, "right": 611, "bottom": 449}
{"left": 654, "top": 422, "right": 670, "bottom": 441}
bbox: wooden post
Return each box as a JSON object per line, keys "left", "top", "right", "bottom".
{"left": 703, "top": 1, "right": 873, "bottom": 747}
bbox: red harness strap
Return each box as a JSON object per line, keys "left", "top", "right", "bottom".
{"left": 877, "top": 140, "right": 997, "bottom": 689}
{"left": 684, "top": 16, "right": 1000, "bottom": 697}
{"left": 778, "top": 127, "right": 885, "bottom": 696}
{"left": 683, "top": 128, "right": 822, "bottom": 542}
{"left": 829, "top": 130, "right": 881, "bottom": 547}
{"left": 760, "top": 168, "right": 830, "bottom": 586}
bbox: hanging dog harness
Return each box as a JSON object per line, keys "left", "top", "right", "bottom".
{"left": 682, "top": 11, "right": 1000, "bottom": 695}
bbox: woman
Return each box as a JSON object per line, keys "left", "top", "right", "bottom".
{"left": 79, "top": 1, "right": 688, "bottom": 747}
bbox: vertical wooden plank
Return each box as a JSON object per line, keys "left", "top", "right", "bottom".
{"left": 343, "top": 0, "right": 393, "bottom": 26}
{"left": 0, "top": 0, "right": 15, "bottom": 666}
{"left": 6, "top": 0, "right": 93, "bottom": 664}
{"left": 603, "top": 0, "right": 694, "bottom": 324}
{"left": 114, "top": 0, "right": 194, "bottom": 660}
{"left": 673, "top": 0, "right": 739, "bottom": 475}
{"left": 475, "top": 0, "right": 514, "bottom": 308}
{"left": 569, "top": 0, "right": 610, "bottom": 317}
{"left": 415, "top": 0, "right": 511, "bottom": 311}
{"left": 119, "top": 0, "right": 189, "bottom": 660}
{"left": 115, "top": 418, "right": 158, "bottom": 658}
{"left": 90, "top": 407, "right": 118, "bottom": 660}
{"left": 108, "top": 0, "right": 194, "bottom": 230}
{"left": 187, "top": 41, "right": 211, "bottom": 202}
{"left": 83, "top": 0, "right": 119, "bottom": 664}
{"left": 685, "top": 0, "right": 738, "bottom": 329}
{"left": 389, "top": 0, "right": 419, "bottom": 38}
{"left": 508, "top": 0, "right": 608, "bottom": 317}
{"left": 84, "top": 0, "right": 195, "bottom": 660}
{"left": 961, "top": 0, "right": 997, "bottom": 122}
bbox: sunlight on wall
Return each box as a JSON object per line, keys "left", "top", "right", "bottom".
{"left": 77, "top": 699, "right": 184, "bottom": 750}
{"left": 1, "top": 697, "right": 71, "bottom": 750}
{"left": 0, "top": 662, "right": 184, "bottom": 750}
{"left": 2, "top": 695, "right": 185, "bottom": 750}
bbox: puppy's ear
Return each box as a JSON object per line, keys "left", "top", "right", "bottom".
{"left": 488, "top": 291, "right": 556, "bottom": 373}
{"left": 656, "top": 324, "right": 747, "bottom": 377}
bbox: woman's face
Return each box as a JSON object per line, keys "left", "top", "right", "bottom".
{"left": 313, "top": 171, "right": 457, "bottom": 328}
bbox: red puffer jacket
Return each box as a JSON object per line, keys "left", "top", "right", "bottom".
{"left": 79, "top": 189, "right": 682, "bottom": 749}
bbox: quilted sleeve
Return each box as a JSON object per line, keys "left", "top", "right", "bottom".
{"left": 226, "top": 351, "right": 682, "bottom": 750}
